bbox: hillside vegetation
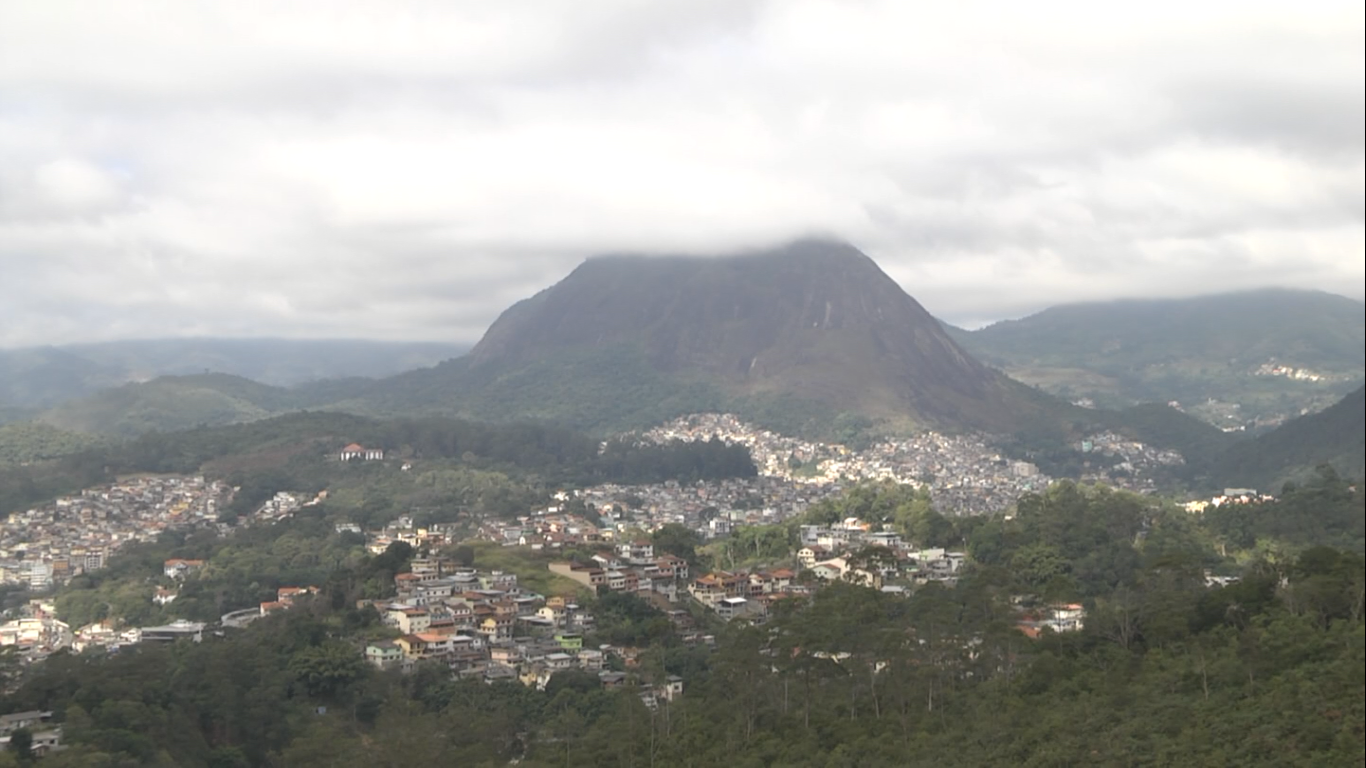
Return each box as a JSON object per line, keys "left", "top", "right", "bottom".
{"left": 0, "top": 422, "right": 109, "bottom": 464}
{"left": 1212, "top": 386, "right": 1366, "bottom": 492}
{"left": 948, "top": 289, "right": 1365, "bottom": 427}
{"left": 39, "top": 374, "right": 316, "bottom": 438}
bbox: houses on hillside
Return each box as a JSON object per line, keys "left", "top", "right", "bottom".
{"left": 260, "top": 585, "right": 319, "bottom": 617}
{"left": 356, "top": 559, "right": 689, "bottom": 704}
{"left": 547, "top": 552, "right": 691, "bottom": 602}
{"left": 365, "top": 517, "right": 462, "bottom": 554}
{"left": 0, "top": 710, "right": 62, "bottom": 756}
{"left": 1015, "top": 603, "right": 1086, "bottom": 637}
{"left": 338, "top": 443, "right": 385, "bottom": 461}
{"left": 0, "top": 475, "right": 227, "bottom": 591}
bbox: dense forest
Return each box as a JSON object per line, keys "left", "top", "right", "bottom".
{"left": 1, "top": 475, "right": 1361, "bottom": 766}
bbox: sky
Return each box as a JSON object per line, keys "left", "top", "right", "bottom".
{"left": 1, "top": 0, "right": 1362, "bottom": 346}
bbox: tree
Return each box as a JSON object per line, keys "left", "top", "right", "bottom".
{"left": 288, "top": 642, "right": 368, "bottom": 700}
{"left": 273, "top": 717, "right": 366, "bottom": 767}
{"left": 5, "top": 729, "right": 30, "bottom": 763}
{"left": 1010, "top": 543, "right": 1068, "bottom": 592}
{"left": 449, "top": 544, "right": 476, "bottom": 568}
{"left": 544, "top": 669, "right": 600, "bottom": 698}
{"left": 651, "top": 523, "right": 701, "bottom": 565}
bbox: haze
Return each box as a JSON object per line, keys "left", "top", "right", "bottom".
{"left": 1, "top": 0, "right": 1362, "bottom": 345}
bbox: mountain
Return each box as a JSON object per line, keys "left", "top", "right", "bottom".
{"left": 947, "top": 289, "right": 1365, "bottom": 428}
{"left": 388, "top": 239, "right": 1073, "bottom": 436}
{"left": 1211, "top": 386, "right": 1365, "bottom": 491}
{"left": 0, "top": 338, "right": 467, "bottom": 410}
{"left": 36, "top": 373, "right": 365, "bottom": 438}
{"left": 29, "top": 240, "right": 1238, "bottom": 468}
{"left": 0, "top": 346, "right": 126, "bottom": 410}
{"left": 63, "top": 338, "right": 468, "bottom": 387}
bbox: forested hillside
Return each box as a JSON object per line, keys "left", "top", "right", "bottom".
{"left": 38, "top": 374, "right": 311, "bottom": 438}
{"left": 0, "top": 423, "right": 108, "bottom": 465}
{"left": 948, "top": 289, "right": 1365, "bottom": 427}
{"left": 1212, "top": 386, "right": 1366, "bottom": 491}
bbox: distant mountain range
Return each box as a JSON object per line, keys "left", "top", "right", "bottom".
{"left": 9, "top": 239, "right": 1361, "bottom": 491}
{"left": 0, "top": 338, "right": 467, "bottom": 413}
{"left": 35, "top": 373, "right": 375, "bottom": 438}
{"left": 26, "top": 241, "right": 1216, "bottom": 446}
{"left": 946, "top": 289, "right": 1365, "bottom": 428}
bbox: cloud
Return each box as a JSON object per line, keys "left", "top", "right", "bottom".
{"left": 0, "top": 0, "right": 1361, "bottom": 346}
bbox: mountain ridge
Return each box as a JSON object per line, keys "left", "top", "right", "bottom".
{"left": 24, "top": 240, "right": 1288, "bottom": 480}
{"left": 1211, "top": 385, "right": 1365, "bottom": 491}
{"left": 947, "top": 288, "right": 1364, "bottom": 426}
{"left": 0, "top": 338, "right": 468, "bottom": 415}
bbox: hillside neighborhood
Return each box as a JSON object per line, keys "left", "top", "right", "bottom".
{"left": 0, "top": 476, "right": 229, "bottom": 591}
{"left": 642, "top": 413, "right": 1188, "bottom": 503}
{"left": 0, "top": 410, "right": 1296, "bottom": 729}
{"left": 0, "top": 413, "right": 1237, "bottom": 659}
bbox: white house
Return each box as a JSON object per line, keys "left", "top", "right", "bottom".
{"left": 716, "top": 596, "right": 750, "bottom": 621}
{"left": 810, "top": 558, "right": 847, "bottom": 581}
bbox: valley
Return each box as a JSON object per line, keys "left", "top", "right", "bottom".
{"left": 7, "top": 5, "right": 1363, "bottom": 762}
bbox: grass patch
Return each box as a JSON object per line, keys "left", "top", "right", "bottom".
{"left": 464, "top": 540, "right": 593, "bottom": 599}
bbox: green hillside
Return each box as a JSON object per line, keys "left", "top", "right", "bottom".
{"left": 0, "top": 422, "right": 110, "bottom": 464}
{"left": 948, "top": 289, "right": 1365, "bottom": 427}
{"left": 357, "top": 346, "right": 728, "bottom": 433}
{"left": 1211, "top": 386, "right": 1366, "bottom": 492}
{"left": 1099, "top": 402, "right": 1241, "bottom": 476}
{"left": 38, "top": 374, "right": 307, "bottom": 438}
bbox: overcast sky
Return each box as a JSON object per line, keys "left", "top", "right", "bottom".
{"left": 1, "top": 0, "right": 1362, "bottom": 346}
